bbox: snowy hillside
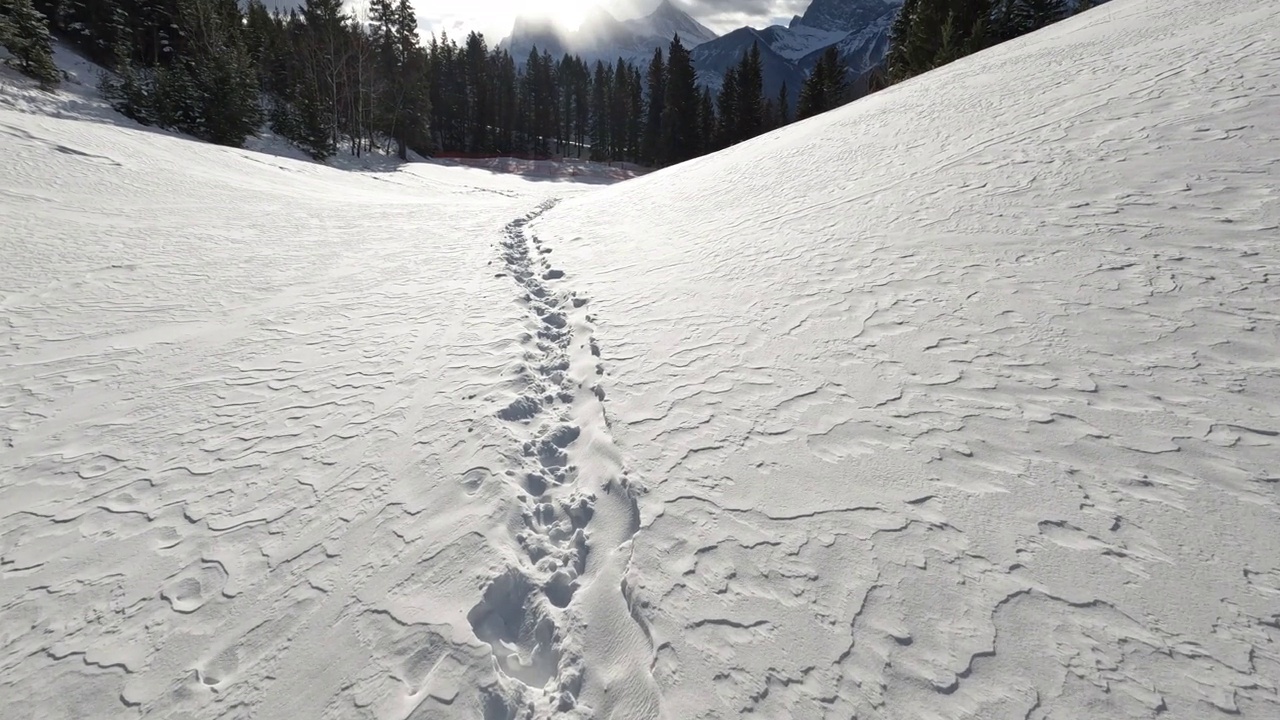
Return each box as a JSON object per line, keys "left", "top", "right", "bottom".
{"left": 3, "top": 2, "right": 1280, "bottom": 720}
{"left": 537, "top": 0, "right": 1280, "bottom": 717}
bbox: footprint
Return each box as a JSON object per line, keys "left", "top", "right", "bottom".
{"left": 498, "top": 396, "right": 541, "bottom": 422}
{"left": 76, "top": 454, "right": 124, "bottom": 480}
{"left": 545, "top": 570, "right": 577, "bottom": 608}
{"left": 461, "top": 467, "right": 490, "bottom": 495}
{"left": 161, "top": 561, "right": 228, "bottom": 614}
{"left": 467, "top": 569, "right": 562, "bottom": 688}
{"left": 198, "top": 646, "right": 240, "bottom": 687}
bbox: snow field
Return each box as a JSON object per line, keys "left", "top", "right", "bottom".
{"left": 0, "top": 55, "right": 606, "bottom": 718}
{"left": 2, "top": 0, "right": 1280, "bottom": 718}
{"left": 533, "top": 0, "right": 1280, "bottom": 716}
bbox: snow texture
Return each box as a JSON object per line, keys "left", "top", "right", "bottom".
{"left": 3, "top": 0, "right": 1280, "bottom": 719}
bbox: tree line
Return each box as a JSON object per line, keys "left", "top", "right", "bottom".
{"left": 2, "top": 0, "right": 853, "bottom": 167}
{"left": 4, "top": 0, "right": 1099, "bottom": 167}
{"left": 884, "top": 0, "right": 1101, "bottom": 84}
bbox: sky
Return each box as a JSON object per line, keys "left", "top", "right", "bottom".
{"left": 264, "top": 1, "right": 814, "bottom": 45}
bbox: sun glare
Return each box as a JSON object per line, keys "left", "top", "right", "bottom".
{"left": 471, "top": 0, "right": 600, "bottom": 32}
{"left": 540, "top": 0, "right": 599, "bottom": 31}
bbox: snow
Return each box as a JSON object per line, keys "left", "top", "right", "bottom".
{"left": 538, "top": 0, "right": 1280, "bottom": 716}
{"left": 3, "top": 0, "right": 1280, "bottom": 719}
{"left": 764, "top": 24, "right": 850, "bottom": 61}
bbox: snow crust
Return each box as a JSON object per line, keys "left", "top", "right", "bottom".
{"left": 535, "top": 0, "right": 1280, "bottom": 716}
{"left": 3, "top": 0, "right": 1280, "bottom": 718}
{"left": 0, "top": 51, "right": 602, "bottom": 719}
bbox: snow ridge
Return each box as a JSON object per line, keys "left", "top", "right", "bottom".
{"left": 476, "top": 203, "right": 660, "bottom": 717}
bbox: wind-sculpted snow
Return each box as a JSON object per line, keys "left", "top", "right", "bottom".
{"left": 471, "top": 201, "right": 659, "bottom": 717}
{"left": 533, "top": 0, "right": 1280, "bottom": 717}
{"left": 0, "top": 62, "right": 611, "bottom": 718}
{"left": 3, "top": 0, "right": 1280, "bottom": 718}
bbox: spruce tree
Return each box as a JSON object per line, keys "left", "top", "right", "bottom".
{"left": 658, "top": 34, "right": 698, "bottom": 166}
{"left": 776, "top": 81, "right": 790, "bottom": 127}
{"left": 640, "top": 47, "right": 665, "bottom": 164}
{"left": 697, "top": 86, "right": 715, "bottom": 155}
{"left": 177, "top": 0, "right": 261, "bottom": 147}
{"left": 1, "top": 0, "right": 60, "bottom": 87}
{"left": 589, "top": 60, "right": 610, "bottom": 161}
{"left": 715, "top": 65, "right": 738, "bottom": 148}
{"left": 797, "top": 47, "right": 848, "bottom": 120}
{"left": 736, "top": 42, "right": 764, "bottom": 141}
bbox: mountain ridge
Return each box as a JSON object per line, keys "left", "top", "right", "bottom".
{"left": 501, "top": 0, "right": 903, "bottom": 103}
{"left": 501, "top": 0, "right": 717, "bottom": 66}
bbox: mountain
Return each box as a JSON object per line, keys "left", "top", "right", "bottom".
{"left": 693, "top": 0, "right": 903, "bottom": 101}
{"left": 501, "top": 1, "right": 901, "bottom": 104}
{"left": 502, "top": 0, "right": 717, "bottom": 66}
{"left": 794, "top": 0, "right": 902, "bottom": 32}
{"left": 690, "top": 27, "right": 808, "bottom": 102}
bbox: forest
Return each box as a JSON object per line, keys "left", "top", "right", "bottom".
{"left": 1, "top": 0, "right": 1095, "bottom": 166}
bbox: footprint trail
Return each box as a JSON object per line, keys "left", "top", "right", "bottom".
{"left": 469, "top": 201, "right": 662, "bottom": 718}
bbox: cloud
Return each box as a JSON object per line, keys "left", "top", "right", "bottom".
{"left": 256, "top": 0, "right": 814, "bottom": 41}
{"left": 674, "top": 0, "right": 813, "bottom": 30}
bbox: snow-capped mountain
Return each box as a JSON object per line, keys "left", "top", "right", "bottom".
{"left": 690, "top": 27, "right": 809, "bottom": 100}
{"left": 693, "top": 0, "right": 904, "bottom": 101}
{"left": 502, "top": 0, "right": 717, "bottom": 66}
{"left": 502, "top": 1, "right": 901, "bottom": 102}
{"left": 793, "top": 0, "right": 902, "bottom": 32}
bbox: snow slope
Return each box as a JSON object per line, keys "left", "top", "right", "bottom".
{"left": 0, "top": 55, "right": 610, "bottom": 719}
{"left": 2, "top": 1, "right": 1279, "bottom": 719}
{"left": 532, "top": 0, "right": 1280, "bottom": 717}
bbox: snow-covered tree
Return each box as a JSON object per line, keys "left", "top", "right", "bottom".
{"left": 1, "top": 0, "right": 60, "bottom": 87}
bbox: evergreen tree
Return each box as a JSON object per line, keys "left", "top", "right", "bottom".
{"left": 797, "top": 46, "right": 848, "bottom": 119}
{"left": 715, "top": 64, "right": 738, "bottom": 148}
{"left": 589, "top": 59, "right": 610, "bottom": 160}
{"left": 776, "top": 81, "right": 790, "bottom": 127}
{"left": 658, "top": 34, "right": 698, "bottom": 165}
{"left": 101, "top": 0, "right": 259, "bottom": 147}
{"left": 697, "top": 85, "right": 715, "bottom": 154}
{"left": 736, "top": 41, "right": 764, "bottom": 141}
{"left": 370, "top": 0, "right": 428, "bottom": 158}
{"left": 1, "top": 0, "right": 60, "bottom": 87}
{"left": 885, "top": 0, "right": 1083, "bottom": 85}
{"left": 640, "top": 47, "right": 665, "bottom": 164}
{"left": 175, "top": 0, "right": 261, "bottom": 146}
{"left": 627, "top": 64, "right": 643, "bottom": 160}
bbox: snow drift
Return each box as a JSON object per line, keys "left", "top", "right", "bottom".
{"left": 533, "top": 0, "right": 1280, "bottom": 717}
{"left": 2, "top": 0, "right": 1279, "bottom": 719}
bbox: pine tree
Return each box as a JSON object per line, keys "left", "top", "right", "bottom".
{"left": 175, "top": 0, "right": 261, "bottom": 147}
{"left": 658, "top": 34, "right": 698, "bottom": 166}
{"left": 301, "top": 0, "right": 346, "bottom": 154}
{"left": 715, "top": 65, "right": 738, "bottom": 148}
{"left": 640, "top": 47, "right": 665, "bottom": 164}
{"left": 736, "top": 41, "right": 764, "bottom": 141}
{"left": 797, "top": 47, "right": 847, "bottom": 119}
{"left": 697, "top": 85, "right": 715, "bottom": 155}
{"left": 589, "top": 59, "right": 610, "bottom": 161}
{"left": 886, "top": 0, "right": 921, "bottom": 82}
{"left": 1, "top": 0, "right": 60, "bottom": 87}
{"left": 776, "top": 81, "right": 790, "bottom": 127}
{"left": 627, "top": 64, "right": 643, "bottom": 161}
